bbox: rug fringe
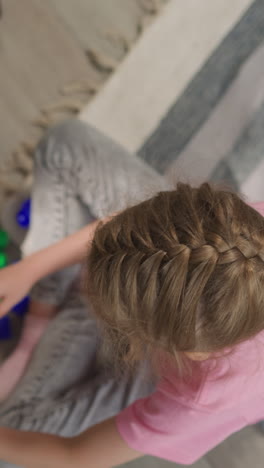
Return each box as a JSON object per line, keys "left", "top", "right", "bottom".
{"left": 60, "top": 81, "right": 99, "bottom": 96}
{"left": 103, "top": 31, "right": 132, "bottom": 54}
{"left": 86, "top": 48, "right": 119, "bottom": 73}
{"left": 0, "top": 1, "right": 168, "bottom": 210}
{"left": 138, "top": 0, "right": 162, "bottom": 15}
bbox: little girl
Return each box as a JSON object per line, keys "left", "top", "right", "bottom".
{"left": 0, "top": 118, "right": 263, "bottom": 467}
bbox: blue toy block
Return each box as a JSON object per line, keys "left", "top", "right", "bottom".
{"left": 16, "top": 199, "right": 31, "bottom": 229}
{"left": 0, "top": 199, "right": 31, "bottom": 340}
{"left": 0, "top": 297, "right": 29, "bottom": 341}
{"left": 12, "top": 296, "right": 30, "bottom": 317}
{"left": 0, "top": 315, "right": 12, "bottom": 340}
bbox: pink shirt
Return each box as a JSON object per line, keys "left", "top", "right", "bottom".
{"left": 115, "top": 201, "right": 264, "bottom": 465}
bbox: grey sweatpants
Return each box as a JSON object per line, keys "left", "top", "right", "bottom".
{"left": 0, "top": 119, "right": 170, "bottom": 466}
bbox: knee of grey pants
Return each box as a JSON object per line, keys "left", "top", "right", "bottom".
{"left": 0, "top": 118, "right": 169, "bottom": 458}
{"left": 21, "top": 118, "right": 169, "bottom": 306}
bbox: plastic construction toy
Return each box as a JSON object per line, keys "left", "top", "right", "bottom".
{"left": 0, "top": 230, "right": 9, "bottom": 268}
{"left": 0, "top": 228, "right": 30, "bottom": 339}
{"left": 0, "top": 229, "right": 9, "bottom": 249}
{"left": 16, "top": 198, "right": 31, "bottom": 229}
{"left": 0, "top": 252, "right": 7, "bottom": 269}
{"left": 0, "top": 316, "right": 11, "bottom": 341}
{"left": 0, "top": 229, "right": 9, "bottom": 270}
{"left": 0, "top": 296, "right": 29, "bottom": 339}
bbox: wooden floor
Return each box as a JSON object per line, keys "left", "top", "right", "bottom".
{"left": 1, "top": 1, "right": 264, "bottom": 467}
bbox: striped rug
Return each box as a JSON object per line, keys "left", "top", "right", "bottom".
{"left": 81, "top": 0, "right": 264, "bottom": 204}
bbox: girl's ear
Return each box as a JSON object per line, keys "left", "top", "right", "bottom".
{"left": 184, "top": 352, "right": 211, "bottom": 361}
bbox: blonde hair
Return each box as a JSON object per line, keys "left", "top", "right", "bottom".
{"left": 84, "top": 182, "right": 264, "bottom": 376}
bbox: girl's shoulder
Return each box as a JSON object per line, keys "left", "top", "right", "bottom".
{"left": 248, "top": 201, "right": 264, "bottom": 216}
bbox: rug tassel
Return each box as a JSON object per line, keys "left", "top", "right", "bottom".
{"left": 0, "top": 3, "right": 166, "bottom": 209}
{"left": 104, "top": 31, "right": 132, "bottom": 54}
{"left": 138, "top": 0, "right": 161, "bottom": 14}
{"left": 86, "top": 48, "right": 119, "bottom": 73}
{"left": 60, "top": 81, "right": 99, "bottom": 96}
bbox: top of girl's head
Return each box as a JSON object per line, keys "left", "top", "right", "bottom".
{"left": 85, "top": 182, "right": 264, "bottom": 375}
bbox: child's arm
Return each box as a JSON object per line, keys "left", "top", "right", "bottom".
{"left": 0, "top": 417, "right": 142, "bottom": 468}
{"left": 0, "top": 213, "right": 116, "bottom": 316}
{"left": 24, "top": 215, "right": 113, "bottom": 284}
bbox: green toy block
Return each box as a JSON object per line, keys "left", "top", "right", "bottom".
{"left": 0, "top": 252, "right": 8, "bottom": 268}
{"left": 0, "top": 230, "right": 9, "bottom": 249}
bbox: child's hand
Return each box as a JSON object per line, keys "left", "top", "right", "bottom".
{"left": 0, "top": 261, "right": 34, "bottom": 317}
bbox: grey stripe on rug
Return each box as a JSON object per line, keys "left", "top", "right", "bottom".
{"left": 138, "top": 0, "right": 264, "bottom": 174}
{"left": 211, "top": 100, "right": 264, "bottom": 187}
{"left": 165, "top": 42, "right": 264, "bottom": 188}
